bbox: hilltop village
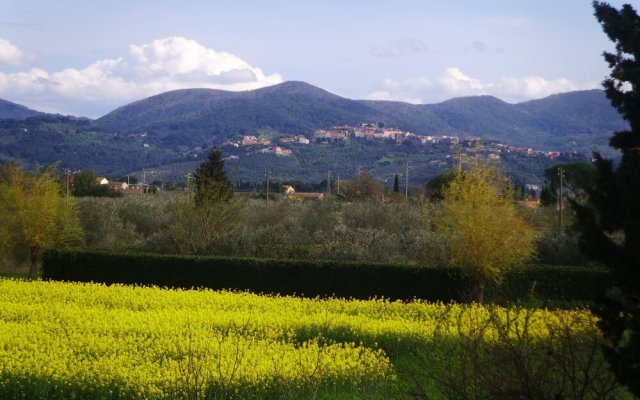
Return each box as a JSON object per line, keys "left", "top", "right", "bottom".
{"left": 222, "top": 122, "right": 576, "bottom": 161}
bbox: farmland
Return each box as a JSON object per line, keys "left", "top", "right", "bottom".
{"left": 0, "top": 279, "right": 624, "bottom": 399}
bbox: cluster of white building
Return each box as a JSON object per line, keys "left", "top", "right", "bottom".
{"left": 224, "top": 135, "right": 300, "bottom": 157}
{"left": 314, "top": 123, "right": 466, "bottom": 146}
{"left": 222, "top": 123, "right": 572, "bottom": 161}
{"left": 314, "top": 123, "right": 408, "bottom": 142}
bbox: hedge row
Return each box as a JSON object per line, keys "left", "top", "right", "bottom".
{"left": 42, "top": 249, "right": 611, "bottom": 303}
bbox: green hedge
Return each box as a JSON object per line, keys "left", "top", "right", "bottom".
{"left": 42, "top": 249, "right": 611, "bottom": 303}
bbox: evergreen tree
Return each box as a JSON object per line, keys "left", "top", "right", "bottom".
{"left": 393, "top": 174, "right": 400, "bottom": 193}
{"left": 573, "top": 2, "right": 640, "bottom": 395}
{"left": 193, "top": 148, "right": 233, "bottom": 206}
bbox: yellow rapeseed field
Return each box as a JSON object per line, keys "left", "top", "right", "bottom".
{"left": 0, "top": 279, "right": 600, "bottom": 399}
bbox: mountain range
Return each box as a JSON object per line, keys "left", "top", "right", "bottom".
{"left": 0, "top": 81, "right": 628, "bottom": 184}
{"left": 94, "top": 81, "right": 626, "bottom": 155}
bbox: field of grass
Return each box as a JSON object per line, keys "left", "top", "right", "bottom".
{"left": 0, "top": 279, "right": 625, "bottom": 399}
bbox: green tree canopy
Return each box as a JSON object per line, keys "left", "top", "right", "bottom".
{"left": 0, "top": 162, "right": 83, "bottom": 278}
{"left": 540, "top": 162, "right": 597, "bottom": 206}
{"left": 338, "top": 172, "right": 384, "bottom": 202}
{"left": 163, "top": 194, "right": 244, "bottom": 255}
{"left": 434, "top": 164, "right": 535, "bottom": 302}
{"left": 72, "top": 170, "right": 121, "bottom": 197}
{"left": 163, "top": 148, "right": 241, "bottom": 254}
{"left": 572, "top": 3, "right": 640, "bottom": 395}
{"left": 193, "top": 148, "right": 233, "bottom": 206}
{"left": 425, "top": 171, "right": 457, "bottom": 201}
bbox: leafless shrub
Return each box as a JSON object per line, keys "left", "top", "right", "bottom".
{"left": 402, "top": 306, "right": 624, "bottom": 400}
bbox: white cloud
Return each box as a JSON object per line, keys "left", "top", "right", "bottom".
{"left": 366, "top": 68, "right": 599, "bottom": 104}
{"left": 498, "top": 76, "right": 591, "bottom": 99}
{"left": 364, "top": 77, "right": 432, "bottom": 104}
{"left": 0, "top": 38, "right": 34, "bottom": 66}
{"left": 0, "top": 36, "right": 283, "bottom": 117}
{"left": 439, "top": 67, "right": 488, "bottom": 94}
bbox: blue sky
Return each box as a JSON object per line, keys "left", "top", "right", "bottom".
{"left": 0, "top": 0, "right": 632, "bottom": 118}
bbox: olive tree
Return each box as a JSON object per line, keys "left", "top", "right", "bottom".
{"left": 163, "top": 193, "right": 244, "bottom": 255}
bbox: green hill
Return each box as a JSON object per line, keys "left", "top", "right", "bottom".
{"left": 0, "top": 99, "right": 43, "bottom": 120}
{"left": 95, "top": 82, "right": 627, "bottom": 156}
{"left": 0, "top": 82, "right": 628, "bottom": 182}
{"left": 96, "top": 82, "right": 385, "bottom": 145}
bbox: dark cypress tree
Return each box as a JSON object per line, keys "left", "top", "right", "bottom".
{"left": 193, "top": 148, "right": 233, "bottom": 206}
{"left": 573, "top": 2, "right": 640, "bottom": 395}
{"left": 393, "top": 174, "right": 400, "bottom": 193}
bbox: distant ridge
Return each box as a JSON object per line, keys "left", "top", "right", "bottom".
{"left": 0, "top": 81, "right": 628, "bottom": 182}
{"left": 96, "top": 81, "right": 384, "bottom": 133}
{"left": 0, "top": 99, "right": 44, "bottom": 120}
{"left": 95, "top": 81, "right": 627, "bottom": 153}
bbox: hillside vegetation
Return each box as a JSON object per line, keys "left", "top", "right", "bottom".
{"left": 96, "top": 82, "right": 626, "bottom": 154}
{"left": 0, "top": 82, "right": 626, "bottom": 181}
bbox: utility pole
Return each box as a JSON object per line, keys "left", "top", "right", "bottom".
{"left": 558, "top": 167, "right": 565, "bottom": 231}
{"left": 337, "top": 175, "right": 340, "bottom": 196}
{"left": 64, "top": 168, "right": 71, "bottom": 203}
{"left": 456, "top": 146, "right": 463, "bottom": 174}
{"left": 327, "top": 171, "right": 331, "bottom": 197}
{"left": 265, "top": 169, "right": 271, "bottom": 205}
{"left": 405, "top": 161, "right": 410, "bottom": 200}
{"left": 185, "top": 173, "right": 192, "bottom": 194}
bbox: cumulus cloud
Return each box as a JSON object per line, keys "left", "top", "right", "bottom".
{"left": 439, "top": 67, "right": 487, "bottom": 94}
{"left": 366, "top": 77, "right": 432, "bottom": 104}
{"left": 0, "top": 38, "right": 35, "bottom": 66}
{"left": 0, "top": 36, "right": 283, "bottom": 117}
{"left": 365, "top": 67, "right": 599, "bottom": 104}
